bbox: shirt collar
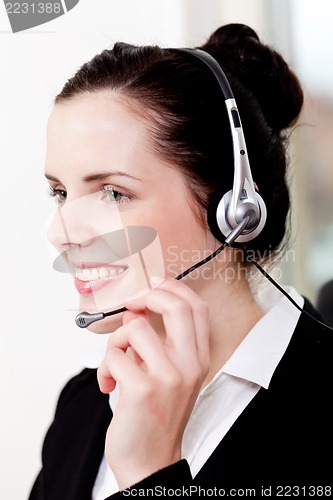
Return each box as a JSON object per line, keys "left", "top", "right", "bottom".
{"left": 220, "top": 285, "right": 304, "bottom": 389}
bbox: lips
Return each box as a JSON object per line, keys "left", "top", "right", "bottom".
{"left": 74, "top": 264, "right": 128, "bottom": 294}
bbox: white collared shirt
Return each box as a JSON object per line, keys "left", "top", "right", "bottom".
{"left": 89, "top": 285, "right": 304, "bottom": 499}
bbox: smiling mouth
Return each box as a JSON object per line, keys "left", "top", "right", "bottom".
{"left": 74, "top": 264, "right": 128, "bottom": 294}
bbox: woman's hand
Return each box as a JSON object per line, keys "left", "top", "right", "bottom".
{"left": 97, "top": 277, "right": 210, "bottom": 490}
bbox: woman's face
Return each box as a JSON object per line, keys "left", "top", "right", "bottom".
{"left": 45, "top": 92, "right": 217, "bottom": 333}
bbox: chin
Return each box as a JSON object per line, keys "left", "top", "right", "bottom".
{"left": 86, "top": 313, "right": 124, "bottom": 334}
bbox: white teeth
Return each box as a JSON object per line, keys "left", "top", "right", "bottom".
{"left": 83, "top": 269, "right": 90, "bottom": 280}
{"left": 99, "top": 267, "right": 109, "bottom": 279}
{"left": 108, "top": 268, "right": 118, "bottom": 277}
{"left": 75, "top": 266, "right": 127, "bottom": 281}
{"left": 91, "top": 269, "right": 99, "bottom": 280}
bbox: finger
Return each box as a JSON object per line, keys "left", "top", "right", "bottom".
{"left": 156, "top": 279, "right": 210, "bottom": 370}
{"left": 122, "top": 309, "right": 148, "bottom": 325}
{"left": 125, "top": 278, "right": 210, "bottom": 370}
{"left": 98, "top": 338, "right": 146, "bottom": 394}
{"left": 125, "top": 288, "right": 200, "bottom": 366}
{"left": 107, "top": 317, "right": 174, "bottom": 376}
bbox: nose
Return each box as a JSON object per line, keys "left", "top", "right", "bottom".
{"left": 47, "top": 202, "right": 96, "bottom": 250}
{"left": 46, "top": 191, "right": 126, "bottom": 271}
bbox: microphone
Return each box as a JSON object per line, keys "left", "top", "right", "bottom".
{"left": 75, "top": 308, "right": 127, "bottom": 328}
{"left": 75, "top": 218, "right": 250, "bottom": 328}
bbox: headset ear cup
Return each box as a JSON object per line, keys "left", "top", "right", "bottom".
{"left": 207, "top": 191, "right": 226, "bottom": 243}
{"left": 208, "top": 189, "right": 267, "bottom": 245}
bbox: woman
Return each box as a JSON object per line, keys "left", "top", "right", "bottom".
{"left": 29, "top": 23, "right": 333, "bottom": 499}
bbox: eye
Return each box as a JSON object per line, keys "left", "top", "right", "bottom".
{"left": 48, "top": 186, "right": 67, "bottom": 204}
{"left": 101, "top": 186, "right": 130, "bottom": 204}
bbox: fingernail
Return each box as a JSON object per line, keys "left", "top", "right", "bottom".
{"left": 150, "top": 276, "right": 165, "bottom": 286}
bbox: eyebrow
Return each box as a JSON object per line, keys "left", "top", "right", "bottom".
{"left": 45, "top": 170, "right": 143, "bottom": 183}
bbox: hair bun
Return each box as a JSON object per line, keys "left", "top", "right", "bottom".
{"left": 201, "top": 23, "right": 303, "bottom": 132}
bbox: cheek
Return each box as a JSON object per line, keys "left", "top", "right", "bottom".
{"left": 150, "top": 215, "right": 211, "bottom": 276}
{"left": 118, "top": 200, "right": 212, "bottom": 274}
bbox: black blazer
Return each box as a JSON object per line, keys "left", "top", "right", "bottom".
{"left": 28, "top": 299, "right": 333, "bottom": 499}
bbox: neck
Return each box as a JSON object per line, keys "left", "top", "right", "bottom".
{"left": 184, "top": 258, "right": 265, "bottom": 388}
{"left": 146, "top": 255, "right": 265, "bottom": 389}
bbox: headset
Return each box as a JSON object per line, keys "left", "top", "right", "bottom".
{"left": 75, "top": 48, "right": 332, "bottom": 333}
{"left": 180, "top": 49, "right": 267, "bottom": 244}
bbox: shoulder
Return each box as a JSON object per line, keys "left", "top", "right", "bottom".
{"left": 54, "top": 367, "right": 108, "bottom": 417}
{"left": 42, "top": 367, "right": 110, "bottom": 456}
{"left": 31, "top": 369, "right": 111, "bottom": 498}
{"left": 291, "top": 297, "right": 333, "bottom": 352}
{"left": 272, "top": 297, "right": 333, "bottom": 389}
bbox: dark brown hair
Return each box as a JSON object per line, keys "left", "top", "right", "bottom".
{"left": 55, "top": 23, "right": 304, "bottom": 257}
